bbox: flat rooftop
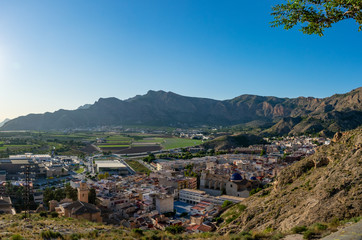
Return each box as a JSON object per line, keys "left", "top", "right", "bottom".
{"left": 95, "top": 160, "right": 126, "bottom": 168}
{"left": 179, "top": 189, "right": 206, "bottom": 194}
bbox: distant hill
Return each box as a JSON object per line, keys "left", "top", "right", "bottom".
{"left": 202, "top": 134, "right": 266, "bottom": 151}
{"left": 218, "top": 128, "right": 362, "bottom": 234}
{"left": 1, "top": 87, "right": 361, "bottom": 136}
{"left": 0, "top": 118, "right": 10, "bottom": 128}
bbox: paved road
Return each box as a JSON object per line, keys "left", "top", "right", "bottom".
{"left": 322, "top": 221, "right": 362, "bottom": 240}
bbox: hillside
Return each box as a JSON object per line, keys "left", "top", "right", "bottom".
{"left": 0, "top": 118, "right": 10, "bottom": 127}
{"left": 1, "top": 88, "right": 361, "bottom": 136}
{"left": 202, "top": 134, "right": 266, "bottom": 151}
{"left": 218, "top": 128, "right": 362, "bottom": 235}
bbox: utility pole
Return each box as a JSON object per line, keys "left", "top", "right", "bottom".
{"left": 21, "top": 164, "right": 34, "bottom": 219}
{"left": 24, "top": 165, "right": 31, "bottom": 218}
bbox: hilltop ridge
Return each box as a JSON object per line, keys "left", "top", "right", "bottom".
{"left": 1, "top": 87, "right": 361, "bottom": 136}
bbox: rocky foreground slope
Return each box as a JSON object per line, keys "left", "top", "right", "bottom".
{"left": 218, "top": 128, "right": 362, "bottom": 234}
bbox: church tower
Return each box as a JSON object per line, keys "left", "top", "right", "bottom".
{"left": 78, "top": 180, "right": 88, "bottom": 203}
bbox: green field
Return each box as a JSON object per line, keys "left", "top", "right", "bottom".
{"left": 75, "top": 167, "right": 85, "bottom": 174}
{"left": 135, "top": 137, "right": 164, "bottom": 143}
{"left": 125, "top": 160, "right": 150, "bottom": 174}
{"left": 106, "top": 135, "right": 131, "bottom": 141}
{"left": 0, "top": 144, "right": 39, "bottom": 151}
{"left": 106, "top": 140, "right": 131, "bottom": 144}
{"left": 162, "top": 138, "right": 203, "bottom": 150}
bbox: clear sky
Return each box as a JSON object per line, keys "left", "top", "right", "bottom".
{"left": 0, "top": 1, "right": 361, "bottom": 121}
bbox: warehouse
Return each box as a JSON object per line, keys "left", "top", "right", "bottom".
{"left": 94, "top": 160, "right": 128, "bottom": 175}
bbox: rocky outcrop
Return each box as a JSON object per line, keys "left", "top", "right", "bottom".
{"left": 218, "top": 128, "right": 362, "bottom": 234}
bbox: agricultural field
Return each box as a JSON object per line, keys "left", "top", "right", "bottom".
{"left": 162, "top": 138, "right": 203, "bottom": 150}
{"left": 0, "top": 131, "right": 206, "bottom": 157}
{"left": 97, "top": 134, "right": 204, "bottom": 154}
{"left": 0, "top": 144, "right": 39, "bottom": 151}
{"left": 98, "top": 145, "right": 130, "bottom": 148}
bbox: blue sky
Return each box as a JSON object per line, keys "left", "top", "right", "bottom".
{"left": 0, "top": 0, "right": 361, "bottom": 120}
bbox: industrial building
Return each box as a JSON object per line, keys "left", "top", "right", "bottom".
{"left": 94, "top": 160, "right": 128, "bottom": 175}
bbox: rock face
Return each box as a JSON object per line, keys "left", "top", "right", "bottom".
{"left": 1, "top": 87, "right": 361, "bottom": 135}
{"left": 218, "top": 128, "right": 362, "bottom": 234}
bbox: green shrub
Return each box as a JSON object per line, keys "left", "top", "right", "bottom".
{"left": 87, "top": 230, "right": 99, "bottom": 238}
{"left": 271, "top": 232, "right": 284, "bottom": 240}
{"left": 149, "top": 234, "right": 162, "bottom": 240}
{"left": 328, "top": 217, "right": 340, "bottom": 229}
{"left": 132, "top": 228, "right": 144, "bottom": 236}
{"left": 50, "top": 212, "right": 59, "bottom": 218}
{"left": 303, "top": 230, "right": 315, "bottom": 239}
{"left": 165, "top": 225, "right": 184, "bottom": 234}
{"left": 39, "top": 211, "right": 48, "bottom": 217}
{"left": 313, "top": 223, "right": 327, "bottom": 231}
{"left": 291, "top": 225, "right": 307, "bottom": 234}
{"left": 40, "top": 230, "right": 63, "bottom": 239}
{"left": 222, "top": 200, "right": 233, "bottom": 208}
{"left": 238, "top": 204, "right": 247, "bottom": 212}
{"left": 213, "top": 216, "right": 223, "bottom": 224}
{"left": 11, "top": 234, "right": 23, "bottom": 240}
{"left": 70, "top": 233, "right": 82, "bottom": 240}
{"left": 226, "top": 215, "right": 238, "bottom": 224}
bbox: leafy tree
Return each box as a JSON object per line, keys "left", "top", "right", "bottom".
{"left": 54, "top": 188, "right": 66, "bottom": 201}
{"left": 260, "top": 149, "right": 266, "bottom": 156}
{"left": 43, "top": 188, "right": 55, "bottom": 207}
{"left": 180, "top": 212, "right": 188, "bottom": 217}
{"left": 143, "top": 153, "right": 156, "bottom": 163}
{"left": 88, "top": 188, "right": 97, "bottom": 204}
{"left": 271, "top": 0, "right": 362, "bottom": 36}
{"left": 213, "top": 216, "right": 223, "bottom": 224}
{"left": 65, "top": 184, "right": 78, "bottom": 201}
{"left": 98, "top": 172, "right": 110, "bottom": 180}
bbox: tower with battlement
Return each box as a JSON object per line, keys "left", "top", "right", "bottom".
{"left": 78, "top": 180, "right": 88, "bottom": 203}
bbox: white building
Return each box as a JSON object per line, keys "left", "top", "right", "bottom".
{"left": 95, "top": 160, "right": 128, "bottom": 175}
{"left": 179, "top": 189, "right": 207, "bottom": 205}
{"left": 155, "top": 194, "right": 174, "bottom": 214}
{"left": 179, "top": 189, "right": 245, "bottom": 206}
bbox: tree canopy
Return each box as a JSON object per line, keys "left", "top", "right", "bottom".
{"left": 271, "top": 0, "right": 362, "bottom": 36}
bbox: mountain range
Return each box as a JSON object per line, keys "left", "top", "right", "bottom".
{"left": 1, "top": 87, "right": 361, "bottom": 136}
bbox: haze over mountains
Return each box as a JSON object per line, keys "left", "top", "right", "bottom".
{"left": 1, "top": 87, "right": 361, "bottom": 136}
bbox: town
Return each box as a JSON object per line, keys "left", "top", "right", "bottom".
{"left": 0, "top": 134, "right": 330, "bottom": 234}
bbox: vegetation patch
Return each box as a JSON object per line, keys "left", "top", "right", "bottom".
{"left": 162, "top": 138, "right": 203, "bottom": 150}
